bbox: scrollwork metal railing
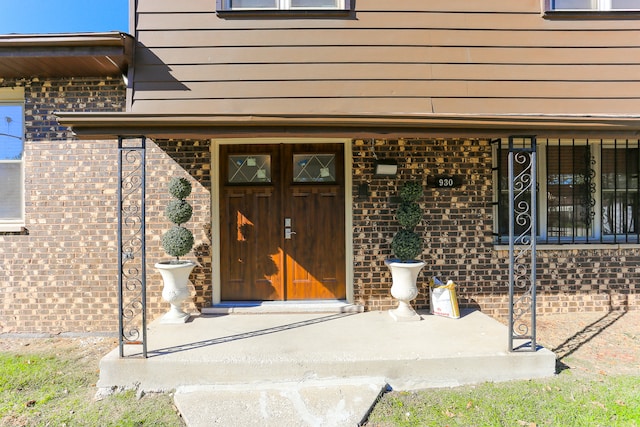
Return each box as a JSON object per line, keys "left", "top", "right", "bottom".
{"left": 508, "top": 136, "right": 538, "bottom": 352}
{"left": 117, "top": 137, "right": 147, "bottom": 358}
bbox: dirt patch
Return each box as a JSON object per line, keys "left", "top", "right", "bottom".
{"left": 0, "top": 335, "right": 118, "bottom": 367}
{"left": 536, "top": 309, "right": 640, "bottom": 377}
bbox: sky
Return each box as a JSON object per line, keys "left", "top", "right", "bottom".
{"left": 0, "top": 0, "right": 129, "bottom": 34}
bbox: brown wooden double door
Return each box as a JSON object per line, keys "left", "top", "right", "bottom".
{"left": 220, "top": 143, "right": 346, "bottom": 301}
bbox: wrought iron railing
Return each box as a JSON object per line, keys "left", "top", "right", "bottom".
{"left": 117, "top": 137, "right": 147, "bottom": 358}
{"left": 507, "top": 136, "right": 538, "bottom": 352}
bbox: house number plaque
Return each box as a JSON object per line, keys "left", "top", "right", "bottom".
{"left": 428, "top": 175, "right": 462, "bottom": 188}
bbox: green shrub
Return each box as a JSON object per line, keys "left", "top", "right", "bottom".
{"left": 165, "top": 200, "right": 193, "bottom": 225}
{"left": 399, "top": 180, "right": 423, "bottom": 202}
{"left": 391, "top": 181, "right": 424, "bottom": 261}
{"left": 396, "top": 201, "right": 422, "bottom": 229}
{"left": 162, "top": 177, "right": 194, "bottom": 260}
{"left": 168, "top": 177, "right": 192, "bottom": 200}
{"left": 162, "top": 226, "right": 195, "bottom": 258}
{"left": 391, "top": 228, "right": 423, "bottom": 262}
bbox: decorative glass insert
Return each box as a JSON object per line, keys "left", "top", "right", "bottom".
{"left": 293, "top": 154, "right": 336, "bottom": 183}
{"left": 228, "top": 154, "right": 272, "bottom": 183}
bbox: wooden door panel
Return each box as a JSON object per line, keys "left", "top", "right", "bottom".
{"left": 220, "top": 189, "right": 283, "bottom": 300}
{"left": 219, "top": 145, "right": 283, "bottom": 300}
{"left": 285, "top": 188, "right": 346, "bottom": 299}
{"left": 284, "top": 143, "right": 346, "bottom": 300}
{"left": 219, "top": 143, "right": 345, "bottom": 301}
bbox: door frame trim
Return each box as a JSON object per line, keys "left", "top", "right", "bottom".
{"left": 210, "top": 138, "right": 354, "bottom": 305}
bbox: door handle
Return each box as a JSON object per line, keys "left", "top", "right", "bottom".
{"left": 284, "top": 217, "right": 296, "bottom": 239}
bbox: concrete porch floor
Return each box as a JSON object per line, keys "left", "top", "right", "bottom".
{"left": 98, "top": 309, "right": 556, "bottom": 426}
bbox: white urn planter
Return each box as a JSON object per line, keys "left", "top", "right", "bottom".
{"left": 385, "top": 259, "right": 426, "bottom": 322}
{"left": 155, "top": 261, "right": 195, "bottom": 323}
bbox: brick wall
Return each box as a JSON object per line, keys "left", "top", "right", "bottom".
{"left": 1, "top": 78, "right": 637, "bottom": 335}
{"left": 0, "top": 77, "right": 213, "bottom": 334}
{"left": 0, "top": 77, "right": 128, "bottom": 334}
{"left": 145, "top": 140, "right": 212, "bottom": 320}
{"left": 351, "top": 138, "right": 638, "bottom": 321}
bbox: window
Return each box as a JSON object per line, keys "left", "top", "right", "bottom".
{"left": 219, "top": 0, "right": 347, "bottom": 10}
{"left": 293, "top": 153, "right": 336, "bottom": 183}
{"left": 228, "top": 154, "right": 272, "bottom": 183}
{"left": 549, "top": 0, "right": 640, "bottom": 9}
{"left": 494, "top": 138, "right": 640, "bottom": 244}
{"left": 0, "top": 102, "right": 24, "bottom": 231}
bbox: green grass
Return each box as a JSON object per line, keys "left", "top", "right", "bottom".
{"left": 0, "top": 350, "right": 184, "bottom": 427}
{"left": 367, "top": 374, "right": 640, "bottom": 427}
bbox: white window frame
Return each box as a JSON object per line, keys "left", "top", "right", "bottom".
{"left": 220, "top": 0, "right": 347, "bottom": 10}
{"left": 0, "top": 99, "right": 25, "bottom": 232}
{"left": 549, "top": 0, "right": 640, "bottom": 10}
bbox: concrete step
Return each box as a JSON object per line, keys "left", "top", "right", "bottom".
{"left": 173, "top": 378, "right": 387, "bottom": 427}
{"left": 98, "top": 311, "right": 556, "bottom": 392}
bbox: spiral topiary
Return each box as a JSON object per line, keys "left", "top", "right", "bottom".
{"left": 391, "top": 181, "right": 424, "bottom": 261}
{"left": 162, "top": 177, "right": 194, "bottom": 261}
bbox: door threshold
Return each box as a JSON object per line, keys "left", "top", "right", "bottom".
{"left": 203, "top": 300, "right": 364, "bottom": 315}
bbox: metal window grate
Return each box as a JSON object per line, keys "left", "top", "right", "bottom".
{"left": 495, "top": 138, "right": 640, "bottom": 244}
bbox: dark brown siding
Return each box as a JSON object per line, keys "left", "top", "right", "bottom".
{"left": 133, "top": 0, "right": 640, "bottom": 116}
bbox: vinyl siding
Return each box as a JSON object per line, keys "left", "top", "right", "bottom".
{"left": 132, "top": 0, "right": 640, "bottom": 116}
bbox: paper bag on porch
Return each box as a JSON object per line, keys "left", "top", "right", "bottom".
{"left": 429, "top": 277, "right": 460, "bottom": 319}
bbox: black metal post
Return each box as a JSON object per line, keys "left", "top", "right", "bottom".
{"left": 117, "top": 137, "right": 147, "bottom": 358}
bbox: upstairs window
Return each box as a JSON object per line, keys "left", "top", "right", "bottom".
{"left": 220, "top": 0, "right": 346, "bottom": 10}
{"left": 0, "top": 102, "right": 24, "bottom": 231}
{"left": 550, "top": 0, "right": 640, "bottom": 9}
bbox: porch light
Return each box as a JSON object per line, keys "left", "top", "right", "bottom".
{"left": 373, "top": 159, "right": 398, "bottom": 177}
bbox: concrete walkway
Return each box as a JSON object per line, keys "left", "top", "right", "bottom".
{"left": 98, "top": 310, "right": 555, "bottom": 426}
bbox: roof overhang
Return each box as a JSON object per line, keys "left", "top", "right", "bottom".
{"left": 56, "top": 112, "right": 640, "bottom": 140}
{"left": 0, "top": 32, "right": 134, "bottom": 78}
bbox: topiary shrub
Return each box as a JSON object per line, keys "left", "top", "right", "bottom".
{"left": 162, "top": 177, "right": 194, "bottom": 261}
{"left": 391, "top": 181, "right": 424, "bottom": 261}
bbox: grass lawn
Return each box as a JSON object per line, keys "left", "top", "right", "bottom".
{"left": 2, "top": 310, "right": 639, "bottom": 426}
{"left": 0, "top": 341, "right": 184, "bottom": 427}
{"left": 366, "top": 373, "right": 640, "bottom": 426}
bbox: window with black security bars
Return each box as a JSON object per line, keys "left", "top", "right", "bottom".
{"left": 494, "top": 138, "right": 640, "bottom": 244}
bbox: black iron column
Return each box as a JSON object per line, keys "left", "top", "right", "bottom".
{"left": 508, "top": 136, "right": 538, "bottom": 352}
{"left": 117, "top": 137, "right": 147, "bottom": 358}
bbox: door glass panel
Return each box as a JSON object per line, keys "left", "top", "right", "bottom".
{"left": 293, "top": 154, "right": 336, "bottom": 183}
{"left": 228, "top": 154, "right": 272, "bottom": 183}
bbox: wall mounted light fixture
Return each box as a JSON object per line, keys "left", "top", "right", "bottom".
{"left": 373, "top": 158, "right": 398, "bottom": 177}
